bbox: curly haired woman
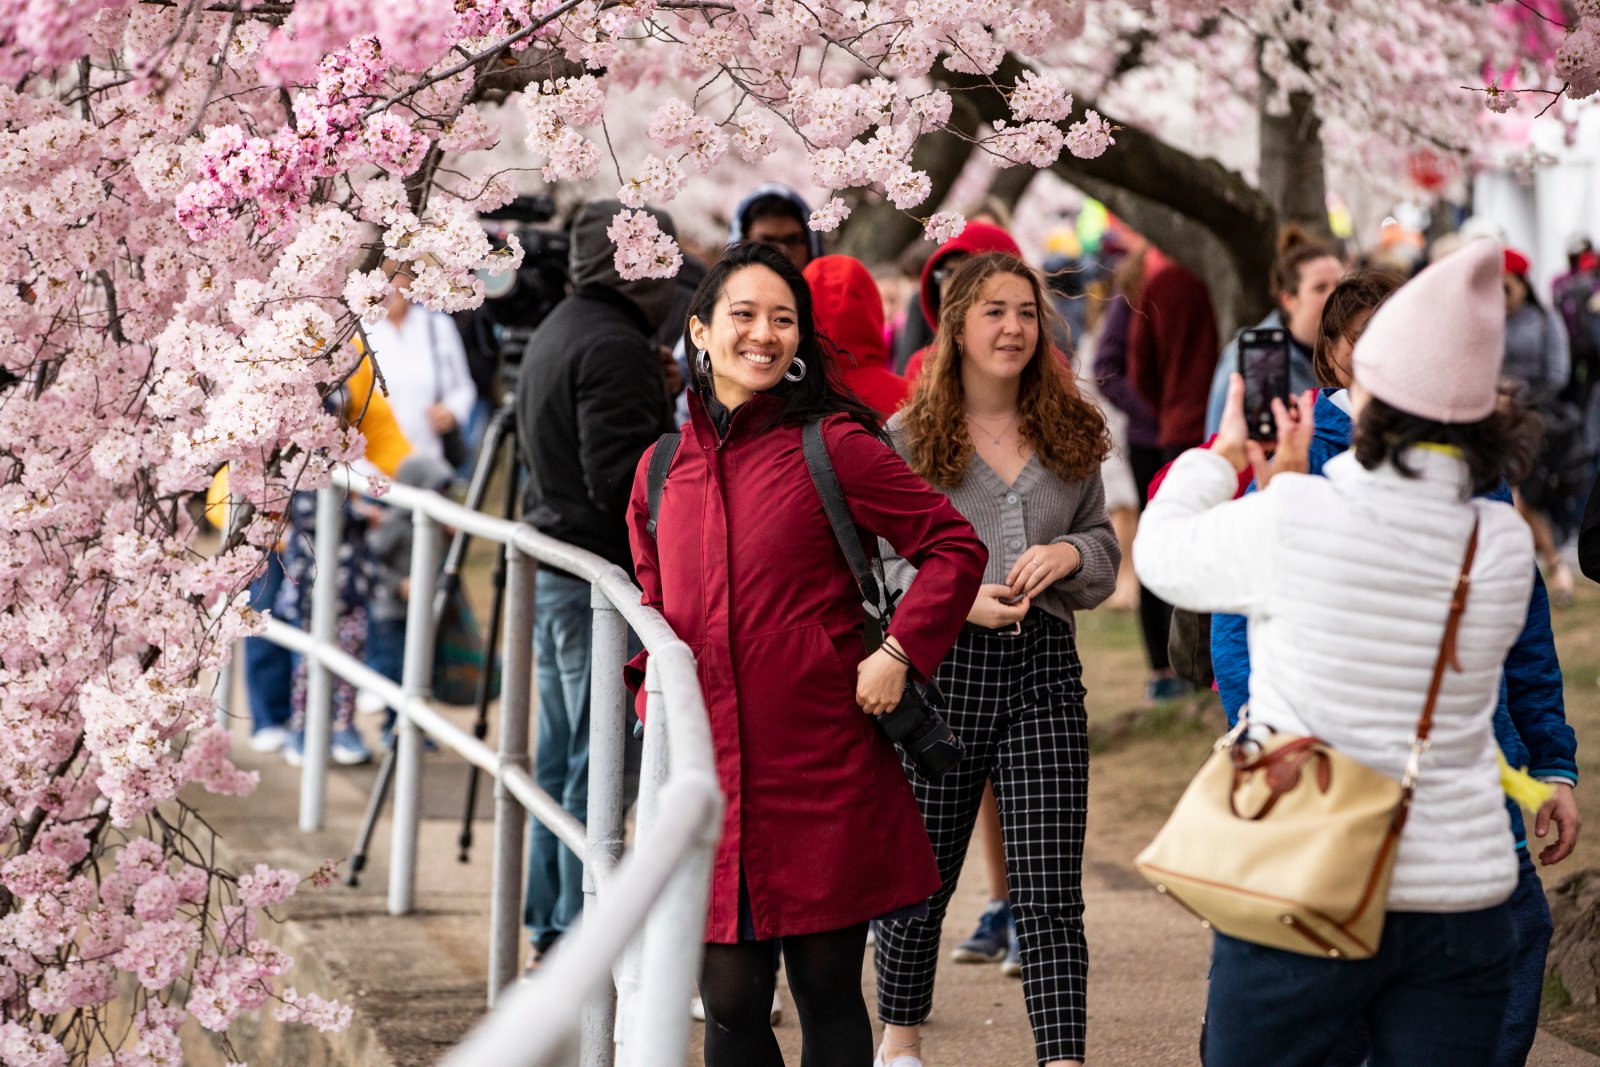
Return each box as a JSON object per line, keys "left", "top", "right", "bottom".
{"left": 874, "top": 253, "right": 1119, "bottom": 1067}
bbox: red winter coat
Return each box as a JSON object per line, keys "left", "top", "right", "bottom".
{"left": 805, "top": 255, "right": 912, "bottom": 419}
{"left": 626, "top": 394, "right": 987, "bottom": 942}
{"left": 1125, "top": 249, "right": 1220, "bottom": 453}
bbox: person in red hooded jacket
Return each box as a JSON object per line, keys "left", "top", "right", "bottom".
{"left": 805, "top": 255, "right": 913, "bottom": 420}
{"left": 903, "top": 222, "right": 1026, "bottom": 384}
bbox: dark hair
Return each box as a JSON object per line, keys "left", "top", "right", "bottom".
{"left": 1271, "top": 224, "right": 1340, "bottom": 299}
{"left": 741, "top": 194, "right": 806, "bottom": 233}
{"left": 1311, "top": 267, "right": 1405, "bottom": 388}
{"left": 1351, "top": 392, "right": 1541, "bottom": 496}
{"left": 682, "top": 241, "right": 881, "bottom": 433}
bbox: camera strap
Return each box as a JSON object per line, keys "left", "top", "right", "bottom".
{"left": 801, "top": 420, "right": 894, "bottom": 624}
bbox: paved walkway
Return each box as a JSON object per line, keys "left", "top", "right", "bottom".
{"left": 191, "top": 705, "right": 1600, "bottom": 1066}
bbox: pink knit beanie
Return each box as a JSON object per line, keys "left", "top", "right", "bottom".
{"left": 1351, "top": 239, "right": 1504, "bottom": 424}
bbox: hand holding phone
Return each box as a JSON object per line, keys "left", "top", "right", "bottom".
{"left": 1238, "top": 327, "right": 1291, "bottom": 442}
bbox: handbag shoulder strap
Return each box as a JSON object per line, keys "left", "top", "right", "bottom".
{"left": 644, "top": 432, "right": 681, "bottom": 538}
{"left": 1405, "top": 516, "right": 1481, "bottom": 789}
{"left": 801, "top": 420, "right": 892, "bottom": 620}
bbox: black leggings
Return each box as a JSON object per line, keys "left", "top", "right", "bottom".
{"left": 701, "top": 923, "right": 872, "bottom": 1067}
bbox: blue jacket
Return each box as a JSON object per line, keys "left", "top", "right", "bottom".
{"left": 1210, "top": 389, "right": 1578, "bottom": 843}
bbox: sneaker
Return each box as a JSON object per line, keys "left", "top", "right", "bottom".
{"left": 951, "top": 899, "right": 1011, "bottom": 963}
{"left": 331, "top": 727, "right": 373, "bottom": 766}
{"left": 248, "top": 725, "right": 291, "bottom": 753}
{"left": 1001, "top": 922, "right": 1022, "bottom": 977}
{"left": 874, "top": 1046, "right": 924, "bottom": 1067}
{"left": 355, "top": 690, "right": 387, "bottom": 717}
{"left": 282, "top": 731, "right": 304, "bottom": 767}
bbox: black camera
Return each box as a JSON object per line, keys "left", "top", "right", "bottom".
{"left": 875, "top": 681, "right": 963, "bottom": 781}
{"left": 475, "top": 195, "right": 571, "bottom": 357}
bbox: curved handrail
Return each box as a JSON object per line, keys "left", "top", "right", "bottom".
{"left": 239, "top": 468, "right": 721, "bottom": 1067}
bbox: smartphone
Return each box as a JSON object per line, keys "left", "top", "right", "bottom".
{"left": 1238, "top": 328, "right": 1291, "bottom": 442}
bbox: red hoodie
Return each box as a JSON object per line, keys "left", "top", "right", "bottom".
{"left": 903, "top": 222, "right": 1024, "bottom": 383}
{"left": 805, "top": 255, "right": 912, "bottom": 419}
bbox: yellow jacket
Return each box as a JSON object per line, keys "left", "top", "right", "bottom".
{"left": 205, "top": 354, "right": 412, "bottom": 531}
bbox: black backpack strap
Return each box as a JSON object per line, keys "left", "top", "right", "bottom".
{"left": 801, "top": 420, "right": 891, "bottom": 619}
{"left": 644, "top": 432, "right": 681, "bottom": 538}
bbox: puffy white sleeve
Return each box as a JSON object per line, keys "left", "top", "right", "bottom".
{"left": 1132, "top": 448, "right": 1283, "bottom": 616}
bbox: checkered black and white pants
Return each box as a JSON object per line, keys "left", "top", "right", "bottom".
{"left": 874, "top": 611, "right": 1090, "bottom": 1066}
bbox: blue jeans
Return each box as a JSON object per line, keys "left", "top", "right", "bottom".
{"left": 244, "top": 554, "right": 294, "bottom": 734}
{"left": 524, "top": 569, "right": 595, "bottom": 950}
{"left": 1497, "top": 848, "right": 1554, "bottom": 1066}
{"left": 367, "top": 616, "right": 407, "bottom": 733}
{"left": 1204, "top": 904, "right": 1515, "bottom": 1067}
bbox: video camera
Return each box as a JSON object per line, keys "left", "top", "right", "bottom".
{"left": 476, "top": 195, "right": 570, "bottom": 360}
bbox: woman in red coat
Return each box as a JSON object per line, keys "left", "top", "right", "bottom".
{"left": 627, "top": 242, "right": 986, "bottom": 1067}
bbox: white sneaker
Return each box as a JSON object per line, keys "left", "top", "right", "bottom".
{"left": 248, "top": 726, "right": 291, "bottom": 753}
{"left": 873, "top": 1051, "right": 923, "bottom": 1067}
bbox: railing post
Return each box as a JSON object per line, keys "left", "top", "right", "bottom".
{"left": 616, "top": 663, "right": 672, "bottom": 1065}
{"left": 299, "top": 486, "right": 344, "bottom": 832}
{"left": 581, "top": 586, "right": 629, "bottom": 1067}
{"left": 622, "top": 663, "right": 713, "bottom": 1067}
{"left": 389, "top": 509, "right": 440, "bottom": 916}
{"left": 489, "top": 543, "right": 535, "bottom": 1005}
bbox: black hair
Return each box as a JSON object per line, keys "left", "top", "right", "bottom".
{"left": 1351, "top": 392, "right": 1541, "bottom": 496}
{"left": 741, "top": 193, "right": 807, "bottom": 234}
{"left": 683, "top": 241, "right": 882, "bottom": 434}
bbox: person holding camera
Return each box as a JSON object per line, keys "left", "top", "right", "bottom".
{"left": 626, "top": 241, "right": 985, "bottom": 1067}
{"left": 874, "top": 253, "right": 1118, "bottom": 1067}
{"left": 1134, "top": 241, "right": 1540, "bottom": 1066}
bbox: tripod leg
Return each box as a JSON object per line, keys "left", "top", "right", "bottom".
{"left": 346, "top": 746, "right": 397, "bottom": 887}
{"left": 342, "top": 404, "right": 517, "bottom": 882}
{"left": 459, "top": 437, "right": 521, "bottom": 863}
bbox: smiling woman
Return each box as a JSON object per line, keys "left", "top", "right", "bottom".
{"left": 877, "top": 252, "right": 1117, "bottom": 1067}
{"left": 629, "top": 241, "right": 987, "bottom": 1067}
{"left": 689, "top": 264, "right": 803, "bottom": 407}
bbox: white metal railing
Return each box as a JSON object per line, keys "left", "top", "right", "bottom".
{"left": 221, "top": 470, "right": 722, "bottom": 1067}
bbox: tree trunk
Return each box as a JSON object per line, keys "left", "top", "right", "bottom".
{"left": 835, "top": 93, "right": 982, "bottom": 264}
{"left": 986, "top": 165, "right": 1037, "bottom": 219}
{"left": 940, "top": 54, "right": 1279, "bottom": 337}
{"left": 1257, "top": 38, "right": 1331, "bottom": 240}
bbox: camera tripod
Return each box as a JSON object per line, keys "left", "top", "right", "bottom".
{"left": 344, "top": 400, "right": 523, "bottom": 886}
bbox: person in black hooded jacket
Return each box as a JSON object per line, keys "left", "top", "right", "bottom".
{"left": 514, "top": 198, "right": 678, "bottom": 966}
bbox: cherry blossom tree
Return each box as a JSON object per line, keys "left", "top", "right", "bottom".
{"left": 0, "top": 0, "right": 1597, "bottom": 1060}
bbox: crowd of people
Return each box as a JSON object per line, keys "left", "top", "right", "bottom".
{"left": 228, "top": 179, "right": 1600, "bottom": 1067}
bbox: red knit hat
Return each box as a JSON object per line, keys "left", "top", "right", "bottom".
{"left": 1503, "top": 247, "right": 1531, "bottom": 277}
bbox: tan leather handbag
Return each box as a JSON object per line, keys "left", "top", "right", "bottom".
{"left": 1135, "top": 521, "right": 1480, "bottom": 960}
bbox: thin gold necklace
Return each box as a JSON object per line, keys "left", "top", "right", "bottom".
{"left": 964, "top": 411, "right": 1017, "bottom": 445}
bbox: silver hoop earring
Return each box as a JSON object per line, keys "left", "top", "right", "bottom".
{"left": 783, "top": 357, "right": 807, "bottom": 383}
{"left": 695, "top": 348, "right": 711, "bottom": 379}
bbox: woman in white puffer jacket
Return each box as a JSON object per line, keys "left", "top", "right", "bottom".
{"left": 1134, "top": 240, "right": 1543, "bottom": 1067}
